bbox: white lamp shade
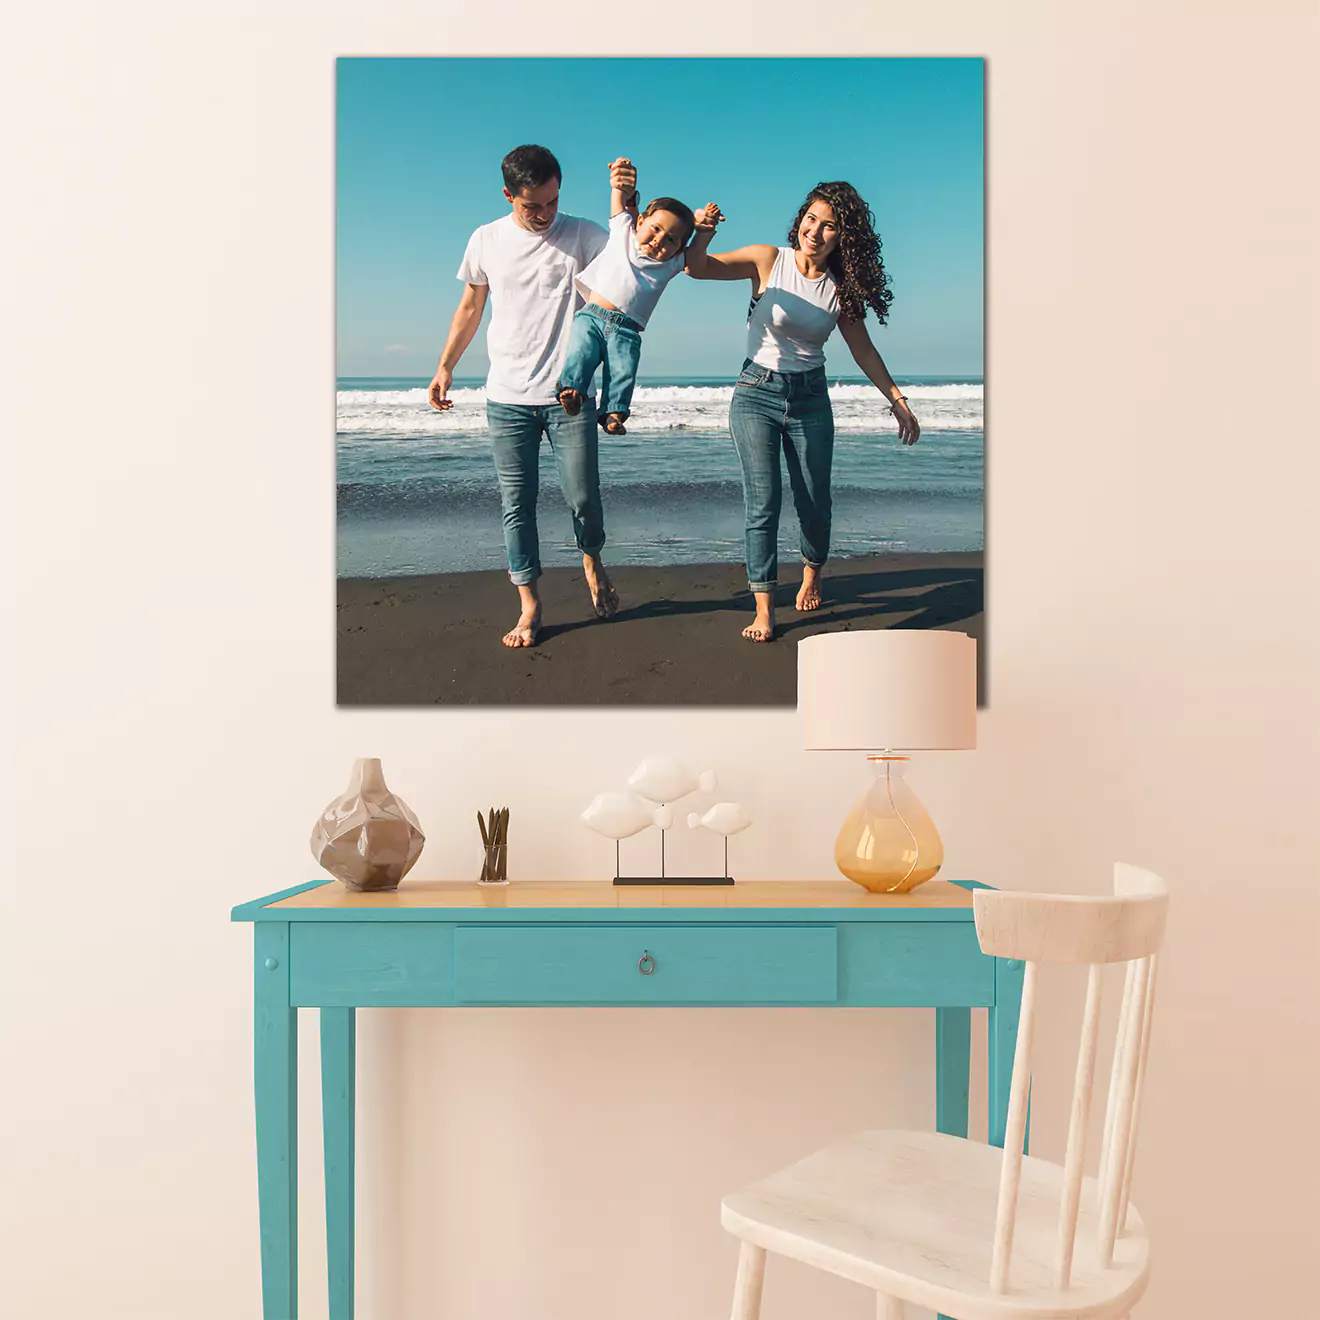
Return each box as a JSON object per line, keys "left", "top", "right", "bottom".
{"left": 798, "top": 630, "right": 977, "bottom": 751}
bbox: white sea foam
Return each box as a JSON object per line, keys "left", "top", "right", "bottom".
{"left": 337, "top": 382, "right": 984, "bottom": 437}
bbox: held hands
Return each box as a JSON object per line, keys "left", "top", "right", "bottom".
{"left": 891, "top": 397, "right": 920, "bottom": 445}
{"left": 428, "top": 366, "right": 454, "bottom": 412}
{"left": 608, "top": 156, "right": 639, "bottom": 208}
{"left": 693, "top": 202, "right": 725, "bottom": 233}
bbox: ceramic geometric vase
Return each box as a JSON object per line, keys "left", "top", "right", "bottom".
{"left": 310, "top": 757, "right": 425, "bottom": 892}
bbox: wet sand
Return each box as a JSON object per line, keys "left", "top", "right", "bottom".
{"left": 337, "top": 553, "right": 984, "bottom": 706}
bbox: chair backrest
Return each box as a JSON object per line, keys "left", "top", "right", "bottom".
{"left": 972, "top": 864, "right": 1169, "bottom": 1294}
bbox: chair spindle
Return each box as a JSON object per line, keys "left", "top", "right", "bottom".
{"left": 1055, "top": 961, "right": 1104, "bottom": 1287}
{"left": 1118, "top": 953, "right": 1160, "bottom": 1233}
{"left": 1099, "top": 956, "right": 1151, "bottom": 1264}
{"left": 990, "top": 958, "right": 1038, "bottom": 1292}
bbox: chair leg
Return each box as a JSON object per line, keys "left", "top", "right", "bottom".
{"left": 730, "top": 1240, "right": 767, "bottom": 1320}
{"left": 877, "top": 1293, "right": 905, "bottom": 1320}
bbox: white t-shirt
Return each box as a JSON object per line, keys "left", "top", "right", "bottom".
{"left": 456, "top": 212, "right": 608, "bottom": 405}
{"left": 746, "top": 246, "right": 841, "bottom": 371}
{"left": 574, "top": 210, "right": 686, "bottom": 330}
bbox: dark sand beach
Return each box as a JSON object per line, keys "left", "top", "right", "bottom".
{"left": 338, "top": 553, "right": 983, "bottom": 707}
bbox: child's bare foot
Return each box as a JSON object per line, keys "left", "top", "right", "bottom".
{"left": 742, "top": 604, "right": 775, "bottom": 643}
{"left": 583, "top": 554, "right": 619, "bottom": 618}
{"left": 600, "top": 412, "right": 627, "bottom": 435}
{"left": 501, "top": 606, "right": 541, "bottom": 648}
{"left": 557, "top": 388, "right": 583, "bottom": 416}
{"left": 796, "top": 564, "right": 823, "bottom": 611}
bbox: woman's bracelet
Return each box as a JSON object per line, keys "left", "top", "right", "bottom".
{"left": 890, "top": 394, "right": 908, "bottom": 407}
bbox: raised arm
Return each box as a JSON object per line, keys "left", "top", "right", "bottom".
{"left": 608, "top": 157, "right": 640, "bottom": 219}
{"left": 837, "top": 315, "right": 920, "bottom": 445}
{"left": 428, "top": 282, "right": 489, "bottom": 411}
{"left": 686, "top": 240, "right": 778, "bottom": 289}
{"left": 685, "top": 205, "right": 777, "bottom": 290}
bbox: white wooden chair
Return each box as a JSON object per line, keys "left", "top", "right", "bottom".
{"left": 721, "top": 864, "right": 1169, "bottom": 1320}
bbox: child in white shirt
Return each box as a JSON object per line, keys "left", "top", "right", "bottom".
{"left": 556, "top": 157, "right": 709, "bottom": 435}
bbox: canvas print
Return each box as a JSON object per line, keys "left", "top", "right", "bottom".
{"left": 336, "top": 57, "right": 984, "bottom": 705}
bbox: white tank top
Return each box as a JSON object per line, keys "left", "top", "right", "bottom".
{"left": 746, "top": 246, "right": 841, "bottom": 371}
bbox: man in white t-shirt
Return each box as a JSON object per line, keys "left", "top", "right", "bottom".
{"left": 427, "top": 144, "right": 618, "bottom": 649}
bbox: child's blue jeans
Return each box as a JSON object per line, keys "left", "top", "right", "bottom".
{"left": 557, "top": 303, "right": 643, "bottom": 419}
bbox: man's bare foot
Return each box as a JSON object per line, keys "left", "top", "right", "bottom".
{"left": 796, "top": 563, "right": 823, "bottom": 611}
{"left": 582, "top": 554, "right": 619, "bottom": 618}
{"left": 557, "top": 388, "right": 583, "bottom": 417}
{"left": 501, "top": 607, "right": 541, "bottom": 648}
{"left": 599, "top": 412, "right": 627, "bottom": 435}
{"left": 742, "top": 606, "right": 775, "bottom": 643}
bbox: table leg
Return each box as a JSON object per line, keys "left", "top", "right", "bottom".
{"left": 935, "top": 1008, "right": 971, "bottom": 1138}
{"left": 255, "top": 923, "right": 297, "bottom": 1319}
{"left": 321, "top": 1008, "right": 356, "bottom": 1320}
{"left": 989, "top": 957, "right": 1028, "bottom": 1151}
{"left": 934, "top": 1007, "right": 971, "bottom": 1320}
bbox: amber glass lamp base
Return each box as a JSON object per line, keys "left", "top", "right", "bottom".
{"left": 834, "top": 756, "right": 944, "bottom": 894}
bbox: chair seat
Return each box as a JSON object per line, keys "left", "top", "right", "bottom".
{"left": 721, "top": 1129, "right": 1148, "bottom": 1320}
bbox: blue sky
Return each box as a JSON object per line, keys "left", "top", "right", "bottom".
{"left": 337, "top": 58, "right": 983, "bottom": 379}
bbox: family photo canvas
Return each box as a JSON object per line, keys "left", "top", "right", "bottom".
{"left": 335, "top": 57, "right": 985, "bottom": 706}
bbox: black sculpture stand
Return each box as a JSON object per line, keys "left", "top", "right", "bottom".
{"left": 613, "top": 875, "right": 735, "bottom": 886}
{"left": 609, "top": 835, "right": 735, "bottom": 885}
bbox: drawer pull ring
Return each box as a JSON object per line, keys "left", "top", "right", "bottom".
{"left": 638, "top": 951, "right": 655, "bottom": 976}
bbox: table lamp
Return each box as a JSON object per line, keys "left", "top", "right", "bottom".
{"left": 798, "top": 630, "right": 977, "bottom": 893}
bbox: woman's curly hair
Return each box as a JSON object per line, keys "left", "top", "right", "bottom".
{"left": 788, "top": 182, "right": 892, "bottom": 324}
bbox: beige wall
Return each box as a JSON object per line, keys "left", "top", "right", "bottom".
{"left": 5, "top": 2, "right": 1318, "bottom": 1317}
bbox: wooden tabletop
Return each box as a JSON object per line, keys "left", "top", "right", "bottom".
{"left": 266, "top": 879, "right": 975, "bottom": 912}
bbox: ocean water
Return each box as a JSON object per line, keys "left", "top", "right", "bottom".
{"left": 337, "top": 375, "right": 984, "bottom": 578}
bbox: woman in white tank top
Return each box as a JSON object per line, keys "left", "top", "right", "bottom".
{"left": 686, "top": 183, "right": 921, "bottom": 643}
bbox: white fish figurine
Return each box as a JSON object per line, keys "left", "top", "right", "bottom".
{"left": 687, "top": 802, "right": 753, "bottom": 836}
{"left": 628, "top": 757, "right": 717, "bottom": 804}
{"left": 581, "top": 791, "right": 664, "bottom": 840}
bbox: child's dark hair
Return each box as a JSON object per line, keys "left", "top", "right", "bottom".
{"left": 501, "top": 144, "right": 562, "bottom": 194}
{"left": 642, "top": 196, "right": 696, "bottom": 244}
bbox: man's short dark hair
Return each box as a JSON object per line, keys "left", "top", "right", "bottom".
{"left": 502, "top": 145, "right": 562, "bottom": 194}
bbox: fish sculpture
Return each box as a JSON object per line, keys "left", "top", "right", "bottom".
{"left": 581, "top": 791, "right": 665, "bottom": 840}
{"left": 686, "top": 802, "right": 753, "bottom": 836}
{"left": 627, "top": 757, "right": 718, "bottom": 804}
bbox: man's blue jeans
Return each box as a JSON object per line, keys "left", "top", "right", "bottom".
{"left": 728, "top": 358, "right": 835, "bottom": 592}
{"left": 486, "top": 399, "right": 606, "bottom": 585}
{"left": 556, "top": 304, "right": 643, "bottom": 419}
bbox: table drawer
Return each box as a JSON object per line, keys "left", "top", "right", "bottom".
{"left": 290, "top": 924, "right": 455, "bottom": 1006}
{"left": 454, "top": 925, "right": 838, "bottom": 1004}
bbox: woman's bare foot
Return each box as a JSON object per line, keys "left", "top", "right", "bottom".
{"left": 742, "top": 594, "right": 775, "bottom": 643}
{"left": 796, "top": 563, "right": 823, "bottom": 611}
{"left": 583, "top": 554, "right": 619, "bottom": 618}
{"left": 557, "top": 388, "right": 583, "bottom": 417}
{"left": 501, "top": 606, "right": 541, "bottom": 648}
{"left": 502, "top": 583, "right": 541, "bottom": 647}
{"left": 600, "top": 412, "right": 627, "bottom": 435}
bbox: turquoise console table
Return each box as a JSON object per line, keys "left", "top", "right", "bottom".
{"left": 232, "top": 878, "right": 1025, "bottom": 1320}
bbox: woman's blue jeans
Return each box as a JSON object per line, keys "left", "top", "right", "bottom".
{"left": 557, "top": 304, "right": 643, "bottom": 419}
{"left": 486, "top": 399, "right": 605, "bottom": 585}
{"left": 728, "top": 359, "right": 835, "bottom": 592}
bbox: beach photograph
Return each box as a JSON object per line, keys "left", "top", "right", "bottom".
{"left": 336, "top": 57, "right": 985, "bottom": 705}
